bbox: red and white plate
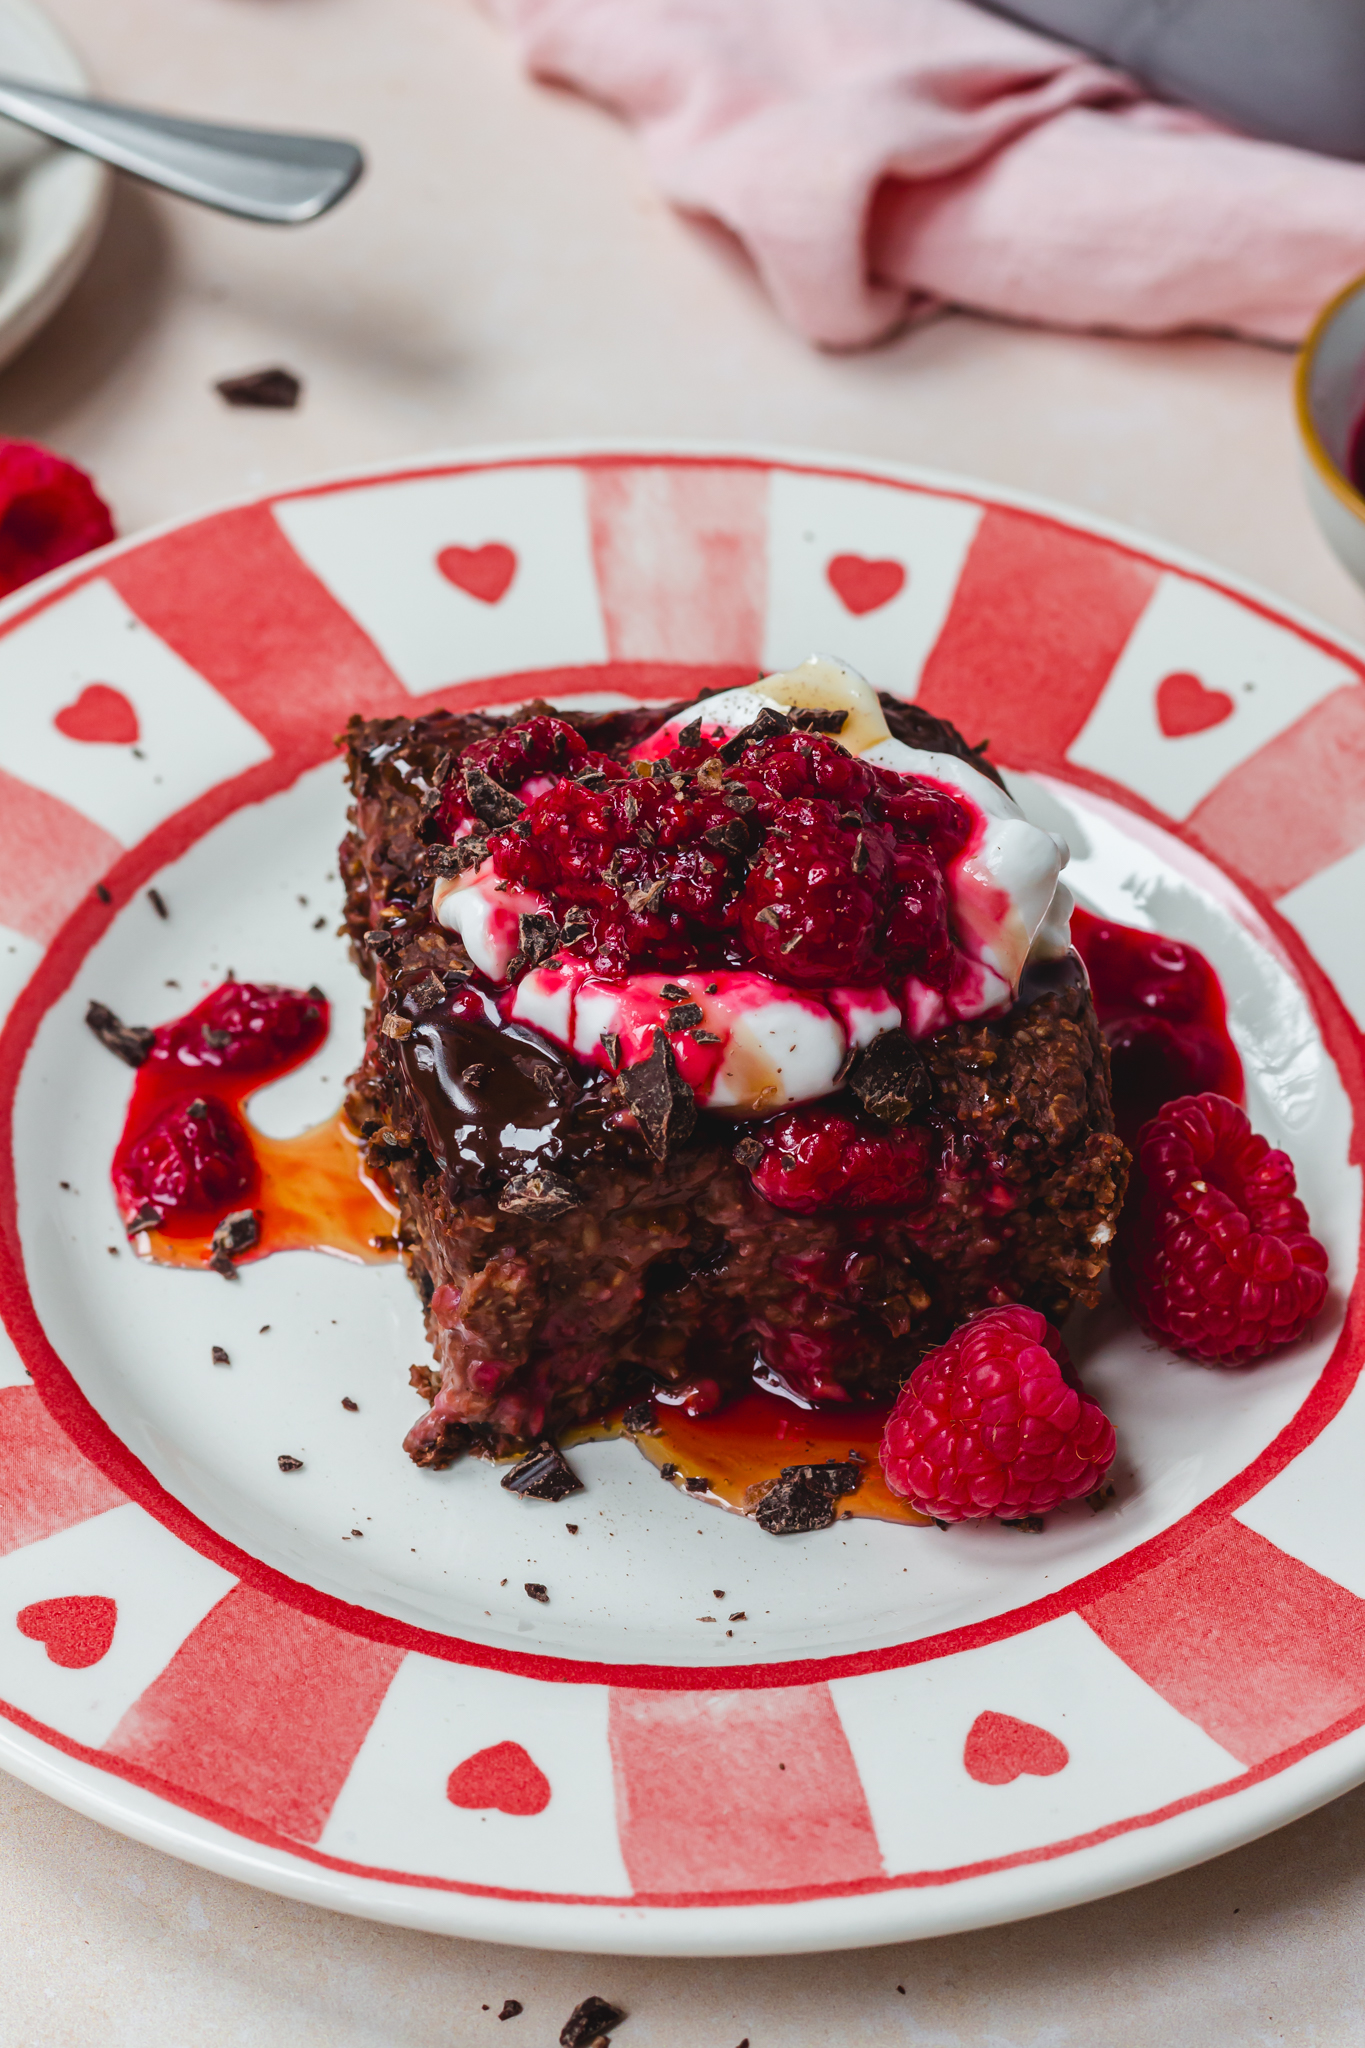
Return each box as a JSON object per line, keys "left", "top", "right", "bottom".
{"left": 0, "top": 445, "right": 1362, "bottom": 1956}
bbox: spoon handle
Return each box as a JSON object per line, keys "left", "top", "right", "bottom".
{"left": 0, "top": 76, "right": 363, "bottom": 222}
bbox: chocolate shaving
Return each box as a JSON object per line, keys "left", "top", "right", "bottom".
{"left": 621, "top": 873, "right": 667, "bottom": 915}
{"left": 463, "top": 762, "right": 524, "bottom": 827}
{"left": 498, "top": 2001, "right": 524, "bottom": 2021}
{"left": 216, "top": 365, "right": 301, "bottom": 408}
{"left": 124, "top": 1203, "right": 163, "bottom": 1237}
{"left": 719, "top": 705, "right": 791, "bottom": 762}
{"left": 85, "top": 1001, "right": 154, "bottom": 1068}
{"left": 211, "top": 1345, "right": 230, "bottom": 1366}
{"left": 560, "top": 1998, "right": 626, "bottom": 2048}
{"left": 659, "top": 983, "right": 690, "bottom": 1003}
{"left": 209, "top": 1208, "right": 259, "bottom": 1278}
{"left": 753, "top": 905, "right": 781, "bottom": 930}
{"left": 616, "top": 1030, "right": 696, "bottom": 1160}
{"left": 733, "top": 1135, "right": 766, "bottom": 1170}
{"left": 852, "top": 833, "right": 869, "bottom": 875}
{"left": 693, "top": 1028, "right": 721, "bottom": 1045}
{"left": 676, "top": 717, "right": 704, "bottom": 750}
{"left": 702, "top": 817, "right": 751, "bottom": 858}
{"left": 846, "top": 1030, "right": 932, "bottom": 1124}
{"left": 599, "top": 1030, "right": 621, "bottom": 1070}
{"left": 721, "top": 784, "right": 756, "bottom": 813}
{"left": 788, "top": 706, "right": 849, "bottom": 734}
{"left": 501, "top": 1441, "right": 585, "bottom": 1502}
{"left": 524, "top": 1581, "right": 550, "bottom": 1604}
{"left": 622, "top": 1397, "right": 660, "bottom": 1436}
{"left": 695, "top": 755, "right": 725, "bottom": 789}
{"left": 665, "top": 1001, "right": 703, "bottom": 1032}
{"left": 752, "top": 1459, "right": 862, "bottom": 1535}
{"left": 277, "top": 1454, "right": 303, "bottom": 1472}
{"left": 498, "top": 1170, "right": 581, "bottom": 1218}
{"left": 147, "top": 887, "right": 169, "bottom": 920}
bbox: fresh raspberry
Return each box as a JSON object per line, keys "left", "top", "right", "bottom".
{"left": 738, "top": 809, "right": 891, "bottom": 984}
{"left": 880, "top": 1305, "right": 1116, "bottom": 1521}
{"left": 0, "top": 438, "right": 114, "bottom": 597}
{"left": 153, "top": 981, "right": 328, "bottom": 1076}
{"left": 114, "top": 1094, "right": 255, "bottom": 1223}
{"left": 1116, "top": 1092, "right": 1328, "bottom": 1364}
{"left": 745, "top": 1109, "right": 932, "bottom": 1213}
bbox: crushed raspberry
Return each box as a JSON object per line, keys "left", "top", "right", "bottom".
{"left": 152, "top": 981, "right": 328, "bottom": 1076}
{"left": 113, "top": 1094, "right": 255, "bottom": 1222}
{"left": 880, "top": 1305, "right": 1116, "bottom": 1521}
{"left": 0, "top": 438, "right": 114, "bottom": 597}
{"left": 455, "top": 717, "right": 975, "bottom": 985}
{"left": 1116, "top": 1092, "right": 1328, "bottom": 1364}
{"left": 744, "top": 1109, "right": 933, "bottom": 1213}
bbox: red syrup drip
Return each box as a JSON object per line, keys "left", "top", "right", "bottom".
{"left": 1070, "top": 906, "right": 1243, "bottom": 1147}
{"left": 110, "top": 981, "right": 398, "bottom": 1272}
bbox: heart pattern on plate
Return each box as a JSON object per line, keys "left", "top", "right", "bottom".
{"left": 962, "top": 1710, "right": 1069, "bottom": 1786}
{"left": 51, "top": 683, "right": 140, "bottom": 746}
{"left": 1155, "top": 670, "right": 1235, "bottom": 739}
{"left": 446, "top": 1740, "right": 551, "bottom": 1816}
{"left": 436, "top": 542, "right": 518, "bottom": 606}
{"left": 16, "top": 1595, "right": 118, "bottom": 1669}
{"left": 826, "top": 553, "right": 907, "bottom": 616}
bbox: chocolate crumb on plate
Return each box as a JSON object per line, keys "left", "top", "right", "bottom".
{"left": 621, "top": 1397, "right": 660, "bottom": 1436}
{"left": 752, "top": 1458, "right": 862, "bottom": 1535}
{"left": 211, "top": 1345, "right": 230, "bottom": 1367}
{"left": 341, "top": 1396, "right": 359, "bottom": 1412}
{"left": 146, "top": 887, "right": 169, "bottom": 920}
{"left": 277, "top": 1455, "right": 303, "bottom": 1472}
{"left": 501, "top": 1442, "right": 585, "bottom": 1502}
{"left": 85, "top": 1000, "right": 154, "bottom": 1068}
{"left": 713, "top": 1589, "right": 725, "bottom": 1599}
{"left": 498, "top": 2001, "right": 524, "bottom": 2021}
{"left": 683, "top": 1474, "right": 710, "bottom": 1494}
{"left": 351, "top": 1528, "right": 364, "bottom": 1538}
{"left": 659, "top": 1462, "right": 678, "bottom": 1482}
{"left": 524, "top": 1582, "right": 550, "bottom": 1604}
{"left": 559, "top": 1997, "right": 626, "bottom": 2048}
{"left": 215, "top": 365, "right": 302, "bottom": 408}
{"left": 729, "top": 1611, "right": 747, "bottom": 1621}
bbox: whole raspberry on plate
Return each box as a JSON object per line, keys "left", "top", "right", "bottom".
{"left": 0, "top": 438, "right": 114, "bottom": 597}
{"left": 1116, "top": 1092, "right": 1328, "bottom": 1365}
{"left": 879, "top": 1304, "right": 1116, "bottom": 1522}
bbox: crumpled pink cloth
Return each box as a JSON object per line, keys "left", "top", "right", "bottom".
{"left": 487, "top": 0, "right": 1365, "bottom": 347}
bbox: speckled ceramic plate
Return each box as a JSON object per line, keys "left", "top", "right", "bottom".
{"left": 0, "top": 445, "right": 1362, "bottom": 1956}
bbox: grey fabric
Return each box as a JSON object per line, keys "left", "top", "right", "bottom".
{"left": 977, "top": 0, "right": 1365, "bottom": 160}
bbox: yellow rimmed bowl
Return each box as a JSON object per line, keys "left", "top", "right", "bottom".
{"left": 1296, "top": 270, "right": 1365, "bottom": 591}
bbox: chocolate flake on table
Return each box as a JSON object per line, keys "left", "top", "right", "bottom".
{"left": 559, "top": 1996, "right": 626, "bottom": 2048}
{"left": 147, "top": 887, "right": 169, "bottom": 920}
{"left": 85, "top": 1001, "right": 154, "bottom": 1068}
{"left": 665, "top": 1001, "right": 703, "bottom": 1033}
{"left": 622, "top": 1397, "right": 660, "bottom": 1436}
{"left": 498, "top": 1170, "right": 581, "bottom": 1219}
{"left": 215, "top": 365, "right": 302, "bottom": 408}
{"left": 501, "top": 1441, "right": 585, "bottom": 1502}
{"left": 209, "top": 1208, "right": 259, "bottom": 1277}
{"left": 498, "top": 2001, "right": 524, "bottom": 2022}
{"left": 125, "top": 1202, "right": 163, "bottom": 1237}
{"left": 751, "top": 1458, "right": 863, "bottom": 1536}
{"left": 341, "top": 1397, "right": 359, "bottom": 1411}
{"left": 211, "top": 1345, "right": 230, "bottom": 1367}
{"left": 524, "top": 1581, "right": 550, "bottom": 1604}
{"left": 846, "top": 1029, "right": 932, "bottom": 1124}
{"left": 463, "top": 762, "right": 524, "bottom": 828}
{"left": 277, "top": 1454, "right": 303, "bottom": 1472}
{"left": 615, "top": 1030, "right": 696, "bottom": 1160}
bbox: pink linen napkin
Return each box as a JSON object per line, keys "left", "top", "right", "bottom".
{"left": 487, "top": 0, "right": 1365, "bottom": 347}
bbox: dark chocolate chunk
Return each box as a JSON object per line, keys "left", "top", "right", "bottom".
{"left": 659, "top": 983, "right": 690, "bottom": 1004}
{"left": 124, "top": 1203, "right": 163, "bottom": 1237}
{"left": 721, "top": 784, "right": 756, "bottom": 813}
{"left": 498, "top": 2001, "right": 524, "bottom": 2021}
{"left": 719, "top": 705, "right": 790, "bottom": 762}
{"left": 599, "top": 1030, "right": 621, "bottom": 1070}
{"left": 380, "top": 1013, "right": 413, "bottom": 1040}
{"left": 693, "top": 1028, "right": 721, "bottom": 1045}
{"left": 659, "top": 1462, "right": 679, "bottom": 1481}
{"left": 341, "top": 1397, "right": 359, "bottom": 1412}
{"left": 211, "top": 1345, "right": 230, "bottom": 1366}
{"left": 616, "top": 1030, "right": 696, "bottom": 1160}
{"left": 733, "top": 1135, "right": 766, "bottom": 1171}
{"left": 277, "top": 1454, "right": 303, "bottom": 1472}
{"left": 846, "top": 1030, "right": 932, "bottom": 1124}
{"left": 788, "top": 706, "right": 849, "bottom": 734}
{"left": 186, "top": 1098, "right": 209, "bottom": 1119}
{"left": 524, "top": 1581, "right": 550, "bottom": 1604}
{"left": 622, "top": 1398, "right": 660, "bottom": 1436}
{"left": 428, "top": 835, "right": 489, "bottom": 877}
{"left": 676, "top": 717, "right": 704, "bottom": 750}
{"left": 362, "top": 928, "right": 397, "bottom": 956}
{"left": 498, "top": 1170, "right": 581, "bottom": 1219}
{"left": 463, "top": 762, "right": 524, "bottom": 827}
{"left": 501, "top": 1442, "right": 585, "bottom": 1502}
{"left": 729, "top": 1611, "right": 746, "bottom": 1621}
{"left": 683, "top": 1474, "right": 710, "bottom": 1494}
{"left": 665, "top": 1001, "right": 703, "bottom": 1032}
{"left": 460, "top": 1062, "right": 488, "bottom": 1088}
{"left": 559, "top": 1997, "right": 626, "bottom": 2048}
{"left": 147, "top": 887, "right": 169, "bottom": 919}
{"left": 216, "top": 365, "right": 302, "bottom": 408}
{"left": 210, "top": 1208, "right": 259, "bottom": 1271}
{"left": 410, "top": 971, "right": 446, "bottom": 1010}
{"left": 85, "top": 1001, "right": 155, "bottom": 1068}
{"left": 702, "top": 817, "right": 751, "bottom": 858}
{"left": 753, "top": 1460, "right": 862, "bottom": 1535}
{"left": 511, "top": 911, "right": 561, "bottom": 976}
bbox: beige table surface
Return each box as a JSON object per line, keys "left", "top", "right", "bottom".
{"left": 5, "top": 1, "right": 1365, "bottom": 2042}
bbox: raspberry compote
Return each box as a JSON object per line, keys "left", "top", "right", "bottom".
{"left": 1070, "top": 906, "right": 1242, "bottom": 1146}
{"left": 109, "top": 981, "right": 397, "bottom": 1273}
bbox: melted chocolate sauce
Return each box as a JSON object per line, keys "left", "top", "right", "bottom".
{"left": 396, "top": 1005, "right": 583, "bottom": 1186}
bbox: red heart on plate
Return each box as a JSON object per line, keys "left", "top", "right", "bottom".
{"left": 436, "top": 542, "right": 518, "bottom": 606}
{"left": 826, "top": 553, "right": 906, "bottom": 616}
{"left": 17, "top": 1595, "right": 118, "bottom": 1670}
{"left": 1155, "top": 670, "right": 1234, "bottom": 739}
{"left": 52, "top": 684, "right": 140, "bottom": 746}
{"left": 446, "top": 1740, "right": 551, "bottom": 1816}
{"left": 963, "top": 1710, "right": 1068, "bottom": 1786}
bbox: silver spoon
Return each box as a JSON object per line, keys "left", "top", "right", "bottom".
{"left": 0, "top": 76, "right": 363, "bottom": 223}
